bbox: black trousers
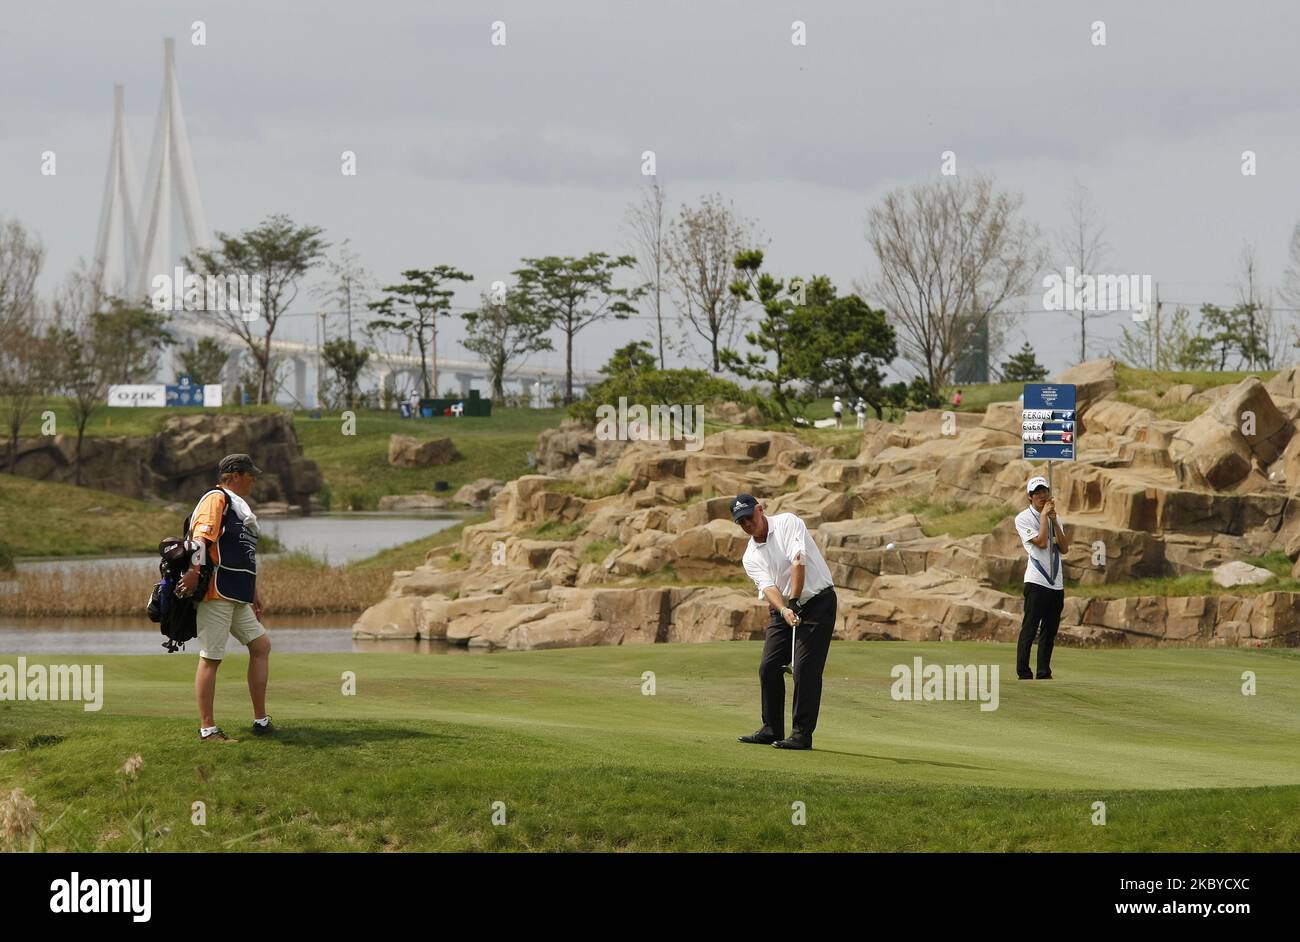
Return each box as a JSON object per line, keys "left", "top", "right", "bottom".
{"left": 1018, "top": 582, "right": 1064, "bottom": 678}
{"left": 758, "top": 589, "right": 837, "bottom": 744}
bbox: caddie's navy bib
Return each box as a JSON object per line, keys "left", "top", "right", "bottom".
{"left": 200, "top": 487, "right": 258, "bottom": 603}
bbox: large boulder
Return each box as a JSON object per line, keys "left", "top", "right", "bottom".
{"left": 452, "top": 478, "right": 504, "bottom": 507}
{"left": 352, "top": 596, "right": 422, "bottom": 639}
{"left": 387, "top": 434, "right": 462, "bottom": 468}
{"left": 1264, "top": 366, "right": 1300, "bottom": 401}
{"left": 1052, "top": 358, "right": 1119, "bottom": 415}
{"left": 668, "top": 588, "right": 768, "bottom": 642}
{"left": 763, "top": 485, "right": 854, "bottom": 528}
{"left": 1212, "top": 560, "right": 1276, "bottom": 588}
{"left": 534, "top": 420, "right": 628, "bottom": 475}
{"left": 492, "top": 475, "right": 556, "bottom": 526}
{"left": 667, "top": 519, "right": 750, "bottom": 578}
{"left": 1168, "top": 378, "right": 1291, "bottom": 490}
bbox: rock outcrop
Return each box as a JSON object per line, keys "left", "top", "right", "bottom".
{"left": 387, "top": 435, "right": 462, "bottom": 468}
{"left": 0, "top": 411, "right": 324, "bottom": 507}
{"left": 354, "top": 360, "right": 1300, "bottom": 649}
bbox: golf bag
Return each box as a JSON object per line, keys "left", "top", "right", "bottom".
{"left": 146, "top": 537, "right": 209, "bottom": 653}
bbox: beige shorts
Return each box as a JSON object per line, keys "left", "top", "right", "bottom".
{"left": 196, "top": 599, "right": 266, "bottom": 660}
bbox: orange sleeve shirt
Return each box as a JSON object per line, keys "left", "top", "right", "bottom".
{"left": 188, "top": 490, "right": 227, "bottom": 602}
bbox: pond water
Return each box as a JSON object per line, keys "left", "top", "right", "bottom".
{"left": 1, "top": 512, "right": 482, "bottom": 654}
{"left": 13, "top": 511, "right": 473, "bottom": 574}
{"left": 0, "top": 614, "right": 494, "bottom": 656}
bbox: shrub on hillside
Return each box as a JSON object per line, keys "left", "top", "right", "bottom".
{"left": 567, "top": 341, "right": 773, "bottom": 424}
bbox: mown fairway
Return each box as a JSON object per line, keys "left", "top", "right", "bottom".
{"left": 2, "top": 642, "right": 1298, "bottom": 851}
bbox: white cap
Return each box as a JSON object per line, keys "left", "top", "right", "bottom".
{"left": 834, "top": 395, "right": 841, "bottom": 401}
{"left": 1027, "top": 475, "right": 1049, "bottom": 493}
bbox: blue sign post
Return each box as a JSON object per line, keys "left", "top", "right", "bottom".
{"left": 1021, "top": 383, "right": 1077, "bottom": 462}
{"left": 1023, "top": 383, "right": 1077, "bottom": 568}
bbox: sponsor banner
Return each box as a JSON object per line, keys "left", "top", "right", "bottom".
{"left": 108, "top": 384, "right": 166, "bottom": 407}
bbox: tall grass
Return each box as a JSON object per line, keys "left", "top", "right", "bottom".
{"left": 0, "top": 559, "right": 392, "bottom": 618}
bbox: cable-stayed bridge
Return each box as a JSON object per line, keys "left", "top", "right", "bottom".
{"left": 92, "top": 38, "right": 596, "bottom": 406}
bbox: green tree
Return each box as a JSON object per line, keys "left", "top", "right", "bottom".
{"left": 177, "top": 336, "right": 230, "bottom": 386}
{"left": 0, "top": 218, "right": 49, "bottom": 474}
{"left": 94, "top": 298, "right": 176, "bottom": 383}
{"left": 318, "top": 339, "right": 370, "bottom": 410}
{"left": 1194, "top": 302, "right": 1273, "bottom": 371}
{"left": 785, "top": 281, "right": 898, "bottom": 419}
{"left": 461, "top": 285, "right": 554, "bottom": 401}
{"left": 513, "top": 253, "right": 641, "bottom": 405}
{"left": 186, "top": 214, "right": 328, "bottom": 404}
{"left": 1113, "top": 306, "right": 1214, "bottom": 371}
{"left": 367, "top": 266, "right": 474, "bottom": 399}
{"left": 720, "top": 250, "right": 806, "bottom": 417}
{"left": 905, "top": 375, "right": 942, "bottom": 410}
{"left": 600, "top": 340, "right": 659, "bottom": 378}
{"left": 999, "top": 342, "right": 1049, "bottom": 383}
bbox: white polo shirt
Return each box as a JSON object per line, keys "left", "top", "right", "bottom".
{"left": 1015, "top": 505, "right": 1064, "bottom": 590}
{"left": 742, "top": 512, "right": 834, "bottom": 604}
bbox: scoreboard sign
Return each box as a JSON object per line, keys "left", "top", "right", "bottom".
{"left": 1021, "top": 383, "right": 1076, "bottom": 461}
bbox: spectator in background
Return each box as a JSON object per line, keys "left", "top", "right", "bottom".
{"left": 832, "top": 396, "right": 843, "bottom": 428}
{"left": 952, "top": 389, "right": 963, "bottom": 408}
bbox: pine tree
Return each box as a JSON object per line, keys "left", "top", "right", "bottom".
{"left": 1000, "top": 342, "right": 1048, "bottom": 383}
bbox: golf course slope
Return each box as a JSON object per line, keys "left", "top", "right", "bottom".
{"left": 2, "top": 642, "right": 1298, "bottom": 851}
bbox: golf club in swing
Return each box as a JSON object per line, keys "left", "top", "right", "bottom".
{"left": 783, "top": 619, "right": 797, "bottom": 675}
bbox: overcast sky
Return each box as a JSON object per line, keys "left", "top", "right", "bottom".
{"left": 5, "top": 0, "right": 1300, "bottom": 384}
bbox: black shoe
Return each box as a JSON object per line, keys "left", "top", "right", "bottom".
{"left": 1017, "top": 673, "right": 1034, "bottom": 680}
{"left": 772, "top": 738, "right": 812, "bottom": 750}
{"left": 739, "top": 731, "right": 777, "bottom": 744}
{"left": 1036, "top": 674, "right": 1053, "bottom": 680}
{"left": 251, "top": 716, "right": 275, "bottom": 736}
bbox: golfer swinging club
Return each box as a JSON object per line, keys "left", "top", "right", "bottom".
{"left": 732, "top": 494, "right": 837, "bottom": 750}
